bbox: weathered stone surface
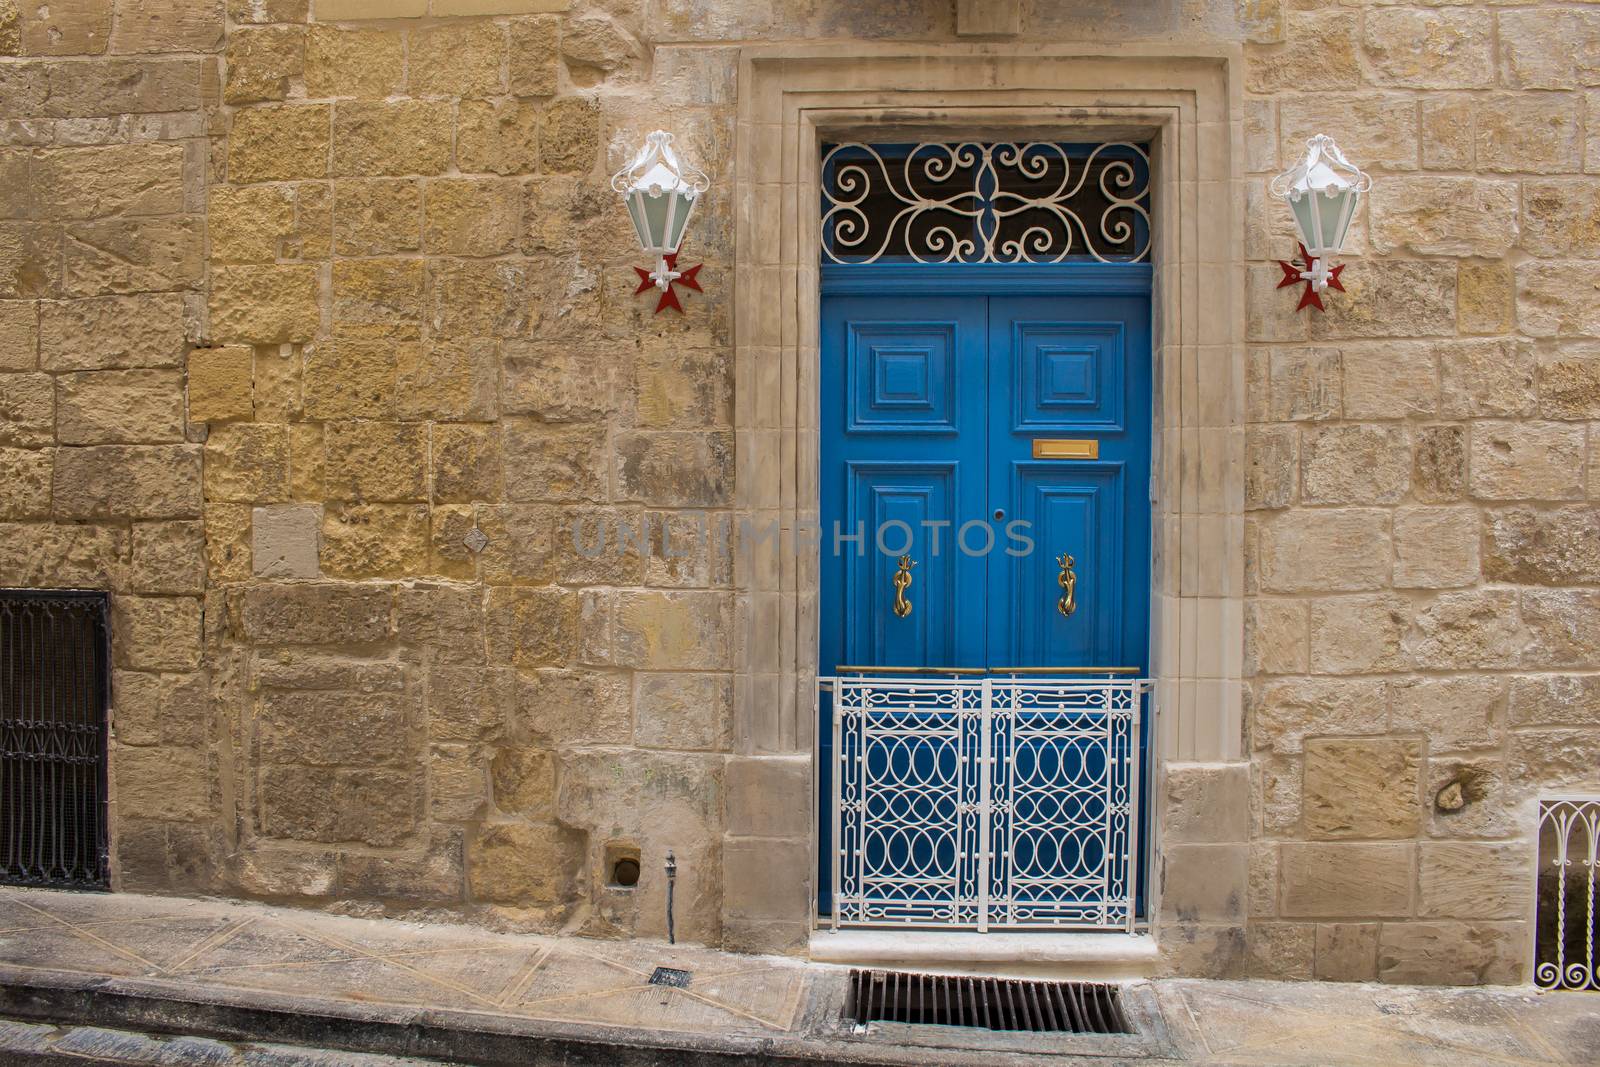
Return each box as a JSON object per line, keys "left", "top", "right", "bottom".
{"left": 57, "top": 368, "right": 182, "bottom": 444}
{"left": 1163, "top": 844, "right": 1248, "bottom": 923}
{"left": 260, "top": 764, "right": 418, "bottom": 847}
{"left": 1498, "top": 8, "right": 1600, "bottom": 89}
{"left": 1484, "top": 506, "right": 1600, "bottom": 586}
{"left": 425, "top": 664, "right": 510, "bottom": 744}
{"left": 1280, "top": 843, "right": 1413, "bottom": 918}
{"left": 1309, "top": 260, "right": 1455, "bottom": 341}
{"left": 395, "top": 583, "right": 483, "bottom": 662}
{"left": 615, "top": 591, "right": 731, "bottom": 670}
{"left": 110, "top": 0, "right": 223, "bottom": 54}
{"left": 258, "top": 688, "right": 416, "bottom": 767}
{"left": 320, "top": 502, "right": 428, "bottom": 579}
{"left": 1315, "top": 923, "right": 1378, "bottom": 983}
{"left": 502, "top": 420, "right": 606, "bottom": 503}
{"left": 1308, "top": 594, "right": 1408, "bottom": 675}
{"left": 1510, "top": 727, "right": 1600, "bottom": 788}
{"left": 208, "top": 185, "right": 294, "bottom": 264}
{"left": 1403, "top": 590, "right": 1525, "bottom": 671}
{"left": 1303, "top": 738, "right": 1422, "bottom": 840}
{"left": 0, "top": 371, "right": 53, "bottom": 445}
{"left": 1522, "top": 588, "right": 1600, "bottom": 669}
{"left": 332, "top": 257, "right": 422, "bottom": 332}
{"left": 507, "top": 16, "right": 558, "bottom": 96}
{"left": 304, "top": 25, "right": 401, "bottom": 99}
{"left": 1393, "top": 506, "right": 1479, "bottom": 589}
{"left": 53, "top": 443, "right": 201, "bottom": 518}
{"left": 252, "top": 653, "right": 404, "bottom": 694}
{"left": 343, "top": 827, "right": 464, "bottom": 901}
{"left": 39, "top": 294, "right": 186, "bottom": 371}
{"left": 1299, "top": 425, "right": 1409, "bottom": 506}
{"left": 131, "top": 519, "right": 204, "bottom": 594}
{"left": 186, "top": 346, "right": 252, "bottom": 423}
{"left": 114, "top": 595, "right": 202, "bottom": 670}
{"left": 1537, "top": 347, "right": 1600, "bottom": 419}
{"left": 431, "top": 423, "right": 501, "bottom": 502}
{"left": 224, "top": 25, "right": 303, "bottom": 104}
{"left": 1519, "top": 261, "right": 1600, "bottom": 338}
{"left": 114, "top": 746, "right": 210, "bottom": 822}
{"left": 1362, "top": 8, "right": 1492, "bottom": 89}
{"left": 324, "top": 421, "right": 427, "bottom": 502}
{"left": 426, "top": 258, "right": 530, "bottom": 336}
{"left": 540, "top": 97, "right": 600, "bottom": 173}
{"left": 302, "top": 338, "right": 399, "bottom": 419}
{"left": 227, "top": 104, "right": 329, "bottom": 183}
{"left": 1419, "top": 843, "right": 1528, "bottom": 921}
{"left": 456, "top": 101, "right": 540, "bottom": 176}
{"left": 1477, "top": 93, "right": 1582, "bottom": 174}
{"left": 1437, "top": 340, "right": 1533, "bottom": 419}
{"left": 1257, "top": 509, "right": 1390, "bottom": 593}
{"left": 1377, "top": 921, "right": 1526, "bottom": 985}
{"left": 251, "top": 503, "right": 318, "bottom": 579}
{"left": 63, "top": 216, "right": 203, "bottom": 296}
{"left": 503, "top": 344, "right": 613, "bottom": 422}
{"left": 1244, "top": 426, "right": 1294, "bottom": 511}
{"left": 1412, "top": 424, "right": 1467, "bottom": 503}
{"left": 1523, "top": 179, "right": 1600, "bottom": 258}
{"left": 1279, "top": 96, "right": 1417, "bottom": 173}
{"left": 1340, "top": 344, "right": 1435, "bottom": 421}
{"left": 1245, "top": 599, "right": 1306, "bottom": 676}
{"left": 422, "top": 178, "right": 519, "bottom": 257}
{"left": 239, "top": 582, "right": 390, "bottom": 645}
{"left": 1469, "top": 421, "right": 1585, "bottom": 501}
{"left": 204, "top": 423, "right": 289, "bottom": 504}
{"left": 0, "top": 301, "right": 36, "bottom": 370}
{"left": 485, "top": 585, "right": 581, "bottom": 668}
{"left": 1510, "top": 674, "right": 1600, "bottom": 728}
{"left": 1389, "top": 675, "right": 1502, "bottom": 754}
{"left": 19, "top": 0, "right": 112, "bottom": 56}
{"left": 0, "top": 446, "right": 51, "bottom": 518}
{"left": 30, "top": 143, "right": 186, "bottom": 219}
{"left": 332, "top": 179, "right": 420, "bottom": 256}
{"left": 515, "top": 668, "right": 631, "bottom": 746}
{"left": 204, "top": 502, "right": 250, "bottom": 583}
{"left": 614, "top": 431, "right": 733, "bottom": 508}
{"left": 490, "top": 744, "right": 554, "bottom": 816}
{"left": 1457, "top": 262, "right": 1514, "bottom": 336}
{"left": 114, "top": 670, "right": 207, "bottom": 747}
{"left": 209, "top": 265, "right": 319, "bottom": 344}
{"left": 1253, "top": 678, "right": 1387, "bottom": 755}
{"left": 1368, "top": 177, "right": 1517, "bottom": 258}
{"left": 332, "top": 101, "right": 451, "bottom": 178}
{"left": 1247, "top": 12, "right": 1358, "bottom": 94}
{"left": 467, "top": 821, "right": 581, "bottom": 905}
{"left": 410, "top": 21, "right": 503, "bottom": 98}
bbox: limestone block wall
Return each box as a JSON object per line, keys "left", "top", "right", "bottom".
{"left": 0, "top": 0, "right": 1595, "bottom": 984}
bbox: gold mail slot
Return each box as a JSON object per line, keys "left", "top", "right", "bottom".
{"left": 1032, "top": 438, "right": 1099, "bottom": 460}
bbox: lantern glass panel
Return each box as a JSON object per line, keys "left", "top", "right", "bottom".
{"left": 666, "top": 190, "right": 697, "bottom": 250}
{"left": 640, "top": 190, "right": 673, "bottom": 252}
{"left": 1289, "top": 193, "right": 1318, "bottom": 251}
{"left": 1315, "top": 188, "right": 1355, "bottom": 256}
{"left": 626, "top": 194, "right": 652, "bottom": 252}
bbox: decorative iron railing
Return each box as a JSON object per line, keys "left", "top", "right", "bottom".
{"left": 821, "top": 674, "right": 1149, "bottom": 932}
{"left": 1535, "top": 795, "right": 1600, "bottom": 991}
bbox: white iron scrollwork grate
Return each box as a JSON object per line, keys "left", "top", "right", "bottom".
{"left": 820, "top": 142, "right": 1153, "bottom": 265}
{"left": 824, "top": 676, "right": 1147, "bottom": 932}
{"left": 1536, "top": 796, "right": 1600, "bottom": 991}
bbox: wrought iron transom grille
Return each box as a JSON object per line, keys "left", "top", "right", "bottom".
{"left": 824, "top": 676, "right": 1147, "bottom": 931}
{"left": 1536, "top": 796, "right": 1600, "bottom": 991}
{"left": 820, "top": 141, "right": 1152, "bottom": 265}
{"left": 843, "top": 968, "right": 1131, "bottom": 1034}
{"left": 0, "top": 590, "right": 111, "bottom": 890}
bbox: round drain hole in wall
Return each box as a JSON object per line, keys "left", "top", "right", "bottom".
{"left": 612, "top": 858, "right": 641, "bottom": 887}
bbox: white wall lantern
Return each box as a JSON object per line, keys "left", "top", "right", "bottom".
{"left": 1271, "top": 134, "right": 1372, "bottom": 311}
{"left": 612, "top": 130, "right": 710, "bottom": 293}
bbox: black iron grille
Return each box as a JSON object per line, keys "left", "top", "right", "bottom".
{"left": 844, "top": 968, "right": 1130, "bottom": 1034}
{"left": 0, "top": 590, "right": 111, "bottom": 890}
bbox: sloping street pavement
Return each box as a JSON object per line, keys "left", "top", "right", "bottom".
{"left": 0, "top": 887, "right": 1593, "bottom": 1066}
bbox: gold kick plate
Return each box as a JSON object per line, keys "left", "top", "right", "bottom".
{"left": 1032, "top": 438, "right": 1099, "bottom": 460}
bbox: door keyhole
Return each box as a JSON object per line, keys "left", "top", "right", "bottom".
{"left": 993, "top": 509, "right": 1005, "bottom": 521}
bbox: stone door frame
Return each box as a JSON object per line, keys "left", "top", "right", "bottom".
{"left": 723, "top": 44, "right": 1249, "bottom": 965}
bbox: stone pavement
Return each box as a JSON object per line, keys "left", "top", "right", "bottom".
{"left": 0, "top": 887, "right": 1594, "bottom": 1066}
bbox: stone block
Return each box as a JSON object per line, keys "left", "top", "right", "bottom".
{"left": 1246, "top": 12, "right": 1358, "bottom": 94}
{"left": 1245, "top": 599, "right": 1306, "bottom": 676}
{"left": 423, "top": 178, "right": 520, "bottom": 256}
{"left": 130, "top": 519, "right": 204, "bottom": 595}
{"left": 1279, "top": 95, "right": 1418, "bottom": 173}
{"left": 343, "top": 827, "right": 464, "bottom": 900}
{"left": 56, "top": 368, "right": 182, "bottom": 444}
{"left": 615, "top": 431, "right": 733, "bottom": 508}
{"left": 427, "top": 664, "right": 510, "bottom": 744}
{"left": 1309, "top": 260, "right": 1455, "bottom": 341}
{"left": 302, "top": 338, "right": 400, "bottom": 419}
{"left": 1361, "top": 8, "right": 1492, "bottom": 89}
{"left": 53, "top": 443, "right": 201, "bottom": 518}
{"left": 1392, "top": 506, "right": 1478, "bottom": 590}
{"left": 0, "top": 447, "right": 52, "bottom": 519}
{"left": 0, "top": 372, "right": 52, "bottom": 445}
{"left": 114, "top": 670, "right": 207, "bottom": 747}
{"left": 324, "top": 421, "right": 427, "bottom": 501}
{"left": 435, "top": 0, "right": 569, "bottom": 13}
{"left": 41, "top": 294, "right": 186, "bottom": 371}
{"left": 513, "top": 669, "right": 631, "bottom": 748}
{"left": 186, "top": 346, "right": 252, "bottom": 423}
{"left": 304, "top": 25, "right": 402, "bottom": 98}
{"left": 1340, "top": 344, "right": 1435, "bottom": 421}
{"left": 456, "top": 101, "right": 540, "bottom": 175}
{"left": 431, "top": 423, "right": 501, "bottom": 502}
{"left": 0, "top": 301, "right": 37, "bottom": 370}
{"left": 1438, "top": 340, "right": 1533, "bottom": 419}
{"left": 209, "top": 265, "right": 320, "bottom": 344}
{"left": 1253, "top": 677, "right": 1386, "bottom": 756}
{"left": 227, "top": 104, "right": 329, "bottom": 183}
{"left": 1469, "top": 421, "right": 1585, "bottom": 501}
{"left": 332, "top": 101, "right": 451, "bottom": 178}
{"left": 1369, "top": 177, "right": 1517, "bottom": 258}
{"left": 258, "top": 688, "right": 416, "bottom": 767}
{"left": 1315, "top": 923, "right": 1378, "bottom": 982}
{"left": 485, "top": 586, "right": 581, "bottom": 668}
{"left": 1163, "top": 764, "right": 1250, "bottom": 845}
{"left": 1510, "top": 674, "right": 1600, "bottom": 728}
{"left": 1538, "top": 347, "right": 1600, "bottom": 420}
{"left": 426, "top": 258, "right": 530, "bottom": 335}
{"left": 0, "top": 521, "right": 127, "bottom": 587}
{"left": 1523, "top": 179, "right": 1600, "bottom": 258}
{"left": 260, "top": 764, "right": 419, "bottom": 847}
{"left": 332, "top": 257, "right": 422, "bottom": 332}
{"left": 209, "top": 185, "right": 295, "bottom": 264}
{"left": 0, "top": 223, "right": 61, "bottom": 299}
{"left": 541, "top": 97, "right": 599, "bottom": 173}
{"left": 634, "top": 671, "right": 731, "bottom": 752}
{"left": 229, "top": 0, "right": 306, "bottom": 24}
{"left": 507, "top": 16, "right": 558, "bottom": 96}
{"left": 1246, "top": 923, "right": 1314, "bottom": 981}
{"left": 332, "top": 179, "right": 420, "bottom": 256}
{"left": 1520, "top": 261, "right": 1600, "bottom": 338}
{"left": 467, "top": 821, "right": 582, "bottom": 905}
{"left": 239, "top": 582, "right": 390, "bottom": 645}
{"left": 113, "top": 595, "right": 202, "bottom": 671}
{"left": 63, "top": 217, "right": 203, "bottom": 297}
{"left": 38, "top": 57, "right": 204, "bottom": 119}
{"left": 1419, "top": 843, "right": 1528, "bottom": 921}
{"left": 1377, "top": 921, "right": 1526, "bottom": 986}
{"left": 1303, "top": 738, "right": 1422, "bottom": 840}
{"left": 251, "top": 504, "right": 319, "bottom": 579}
{"left": 410, "top": 21, "right": 503, "bottom": 98}
{"left": 19, "top": 0, "right": 111, "bottom": 56}
{"left": 1498, "top": 8, "right": 1600, "bottom": 89}
{"left": 204, "top": 423, "right": 289, "bottom": 504}
{"left": 1162, "top": 844, "right": 1248, "bottom": 923}
{"left": 1157, "top": 924, "right": 1248, "bottom": 980}
{"left": 1280, "top": 843, "right": 1413, "bottom": 918}
{"left": 1257, "top": 508, "right": 1390, "bottom": 593}
{"left": 1389, "top": 675, "right": 1502, "bottom": 754}
{"left": 224, "top": 25, "right": 304, "bottom": 104}
{"left": 615, "top": 590, "right": 731, "bottom": 670}
{"left": 204, "top": 502, "right": 250, "bottom": 583}
{"left": 1403, "top": 589, "right": 1525, "bottom": 671}
{"left": 32, "top": 143, "right": 186, "bottom": 220}
{"left": 502, "top": 419, "right": 606, "bottom": 502}
{"left": 1476, "top": 93, "right": 1581, "bottom": 174}
{"left": 722, "top": 837, "right": 809, "bottom": 922}
{"left": 320, "top": 502, "right": 428, "bottom": 579}
{"left": 1308, "top": 594, "right": 1408, "bottom": 675}
{"left": 253, "top": 653, "right": 405, "bottom": 693}
{"left": 1300, "top": 425, "right": 1409, "bottom": 506}
{"left": 1484, "top": 506, "right": 1600, "bottom": 586}
{"left": 1412, "top": 424, "right": 1466, "bottom": 503}
{"left": 624, "top": 346, "right": 731, "bottom": 429}
{"left": 1457, "top": 262, "right": 1514, "bottom": 336}
{"left": 503, "top": 343, "right": 614, "bottom": 422}
{"left": 1522, "top": 588, "right": 1600, "bottom": 669}
{"left": 316, "top": 0, "right": 424, "bottom": 16}
{"left": 724, "top": 756, "right": 808, "bottom": 838}
{"left": 114, "top": 745, "right": 209, "bottom": 822}
{"left": 1510, "top": 727, "right": 1600, "bottom": 788}
{"left": 109, "top": 0, "right": 223, "bottom": 54}
{"left": 490, "top": 745, "right": 554, "bottom": 816}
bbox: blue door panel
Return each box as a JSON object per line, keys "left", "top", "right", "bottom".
{"left": 1012, "top": 321, "right": 1126, "bottom": 433}
{"left": 844, "top": 463, "right": 959, "bottom": 667}
{"left": 848, "top": 321, "right": 961, "bottom": 434}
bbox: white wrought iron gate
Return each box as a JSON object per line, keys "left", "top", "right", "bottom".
{"left": 821, "top": 675, "right": 1149, "bottom": 932}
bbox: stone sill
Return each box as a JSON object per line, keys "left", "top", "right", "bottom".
{"left": 808, "top": 928, "right": 1159, "bottom": 980}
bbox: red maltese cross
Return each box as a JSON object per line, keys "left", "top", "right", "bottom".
{"left": 633, "top": 253, "right": 704, "bottom": 314}
{"left": 1277, "top": 242, "right": 1345, "bottom": 312}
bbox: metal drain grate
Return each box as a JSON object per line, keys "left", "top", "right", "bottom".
{"left": 844, "top": 969, "right": 1130, "bottom": 1034}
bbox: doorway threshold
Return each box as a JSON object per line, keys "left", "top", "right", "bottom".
{"left": 809, "top": 928, "right": 1159, "bottom": 980}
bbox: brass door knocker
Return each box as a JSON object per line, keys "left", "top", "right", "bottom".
{"left": 1056, "top": 553, "right": 1076, "bottom": 617}
{"left": 892, "top": 554, "right": 916, "bottom": 618}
